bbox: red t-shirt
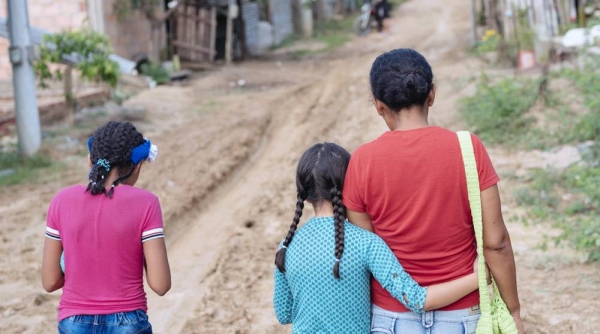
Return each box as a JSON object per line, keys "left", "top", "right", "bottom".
{"left": 45, "top": 185, "right": 165, "bottom": 321}
{"left": 342, "top": 126, "right": 499, "bottom": 312}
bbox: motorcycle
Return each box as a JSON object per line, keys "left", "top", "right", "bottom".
{"left": 353, "top": 1, "right": 375, "bottom": 36}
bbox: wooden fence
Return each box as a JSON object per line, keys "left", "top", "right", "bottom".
{"left": 170, "top": 2, "right": 217, "bottom": 62}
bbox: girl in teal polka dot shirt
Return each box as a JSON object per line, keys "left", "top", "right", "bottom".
{"left": 273, "top": 143, "right": 480, "bottom": 333}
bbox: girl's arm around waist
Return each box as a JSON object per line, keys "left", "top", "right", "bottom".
{"left": 366, "top": 234, "right": 478, "bottom": 312}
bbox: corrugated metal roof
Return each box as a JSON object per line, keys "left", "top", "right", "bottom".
{"left": 271, "top": 0, "right": 293, "bottom": 45}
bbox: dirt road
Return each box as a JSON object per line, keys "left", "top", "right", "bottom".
{"left": 1, "top": 0, "right": 599, "bottom": 333}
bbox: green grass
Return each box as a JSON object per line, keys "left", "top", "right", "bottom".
{"left": 459, "top": 75, "right": 538, "bottom": 147}
{"left": 460, "top": 69, "right": 600, "bottom": 150}
{"left": 513, "top": 144, "right": 600, "bottom": 261}
{"left": 0, "top": 151, "right": 54, "bottom": 187}
{"left": 286, "top": 16, "right": 354, "bottom": 58}
{"left": 461, "top": 62, "right": 600, "bottom": 261}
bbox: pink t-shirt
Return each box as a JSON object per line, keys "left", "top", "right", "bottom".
{"left": 45, "top": 185, "right": 164, "bottom": 321}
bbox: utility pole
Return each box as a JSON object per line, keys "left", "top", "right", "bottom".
{"left": 7, "top": 0, "right": 41, "bottom": 156}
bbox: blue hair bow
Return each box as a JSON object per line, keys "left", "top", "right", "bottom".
{"left": 87, "top": 136, "right": 153, "bottom": 165}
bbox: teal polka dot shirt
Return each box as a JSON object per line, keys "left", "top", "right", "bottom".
{"left": 273, "top": 216, "right": 427, "bottom": 333}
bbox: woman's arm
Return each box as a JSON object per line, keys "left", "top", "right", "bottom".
{"left": 481, "top": 185, "right": 525, "bottom": 333}
{"left": 273, "top": 266, "right": 293, "bottom": 324}
{"left": 143, "top": 238, "right": 171, "bottom": 296}
{"left": 366, "top": 235, "right": 478, "bottom": 312}
{"left": 41, "top": 238, "right": 64, "bottom": 292}
{"left": 347, "top": 210, "right": 374, "bottom": 232}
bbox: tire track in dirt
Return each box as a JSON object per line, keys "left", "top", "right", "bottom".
{"left": 165, "top": 1, "right": 485, "bottom": 333}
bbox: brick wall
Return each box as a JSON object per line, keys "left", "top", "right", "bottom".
{"left": 0, "top": 0, "right": 88, "bottom": 80}
{"left": 102, "top": 0, "right": 155, "bottom": 61}
{"left": 0, "top": 1, "right": 7, "bottom": 80}
{"left": 0, "top": 0, "right": 156, "bottom": 81}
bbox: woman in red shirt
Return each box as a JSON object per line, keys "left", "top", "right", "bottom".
{"left": 342, "top": 49, "right": 525, "bottom": 333}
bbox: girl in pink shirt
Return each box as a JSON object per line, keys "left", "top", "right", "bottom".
{"left": 42, "top": 121, "right": 171, "bottom": 334}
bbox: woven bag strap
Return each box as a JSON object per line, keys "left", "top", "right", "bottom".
{"left": 457, "top": 131, "right": 492, "bottom": 315}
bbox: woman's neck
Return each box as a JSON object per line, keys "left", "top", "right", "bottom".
{"left": 312, "top": 201, "right": 334, "bottom": 217}
{"left": 387, "top": 105, "right": 430, "bottom": 131}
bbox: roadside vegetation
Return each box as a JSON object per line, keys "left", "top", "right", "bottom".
{"left": 459, "top": 61, "right": 600, "bottom": 261}
{"left": 0, "top": 151, "right": 54, "bottom": 187}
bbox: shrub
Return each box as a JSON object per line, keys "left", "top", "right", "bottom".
{"left": 459, "top": 75, "right": 538, "bottom": 145}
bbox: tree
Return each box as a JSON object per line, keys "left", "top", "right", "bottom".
{"left": 34, "top": 30, "right": 120, "bottom": 124}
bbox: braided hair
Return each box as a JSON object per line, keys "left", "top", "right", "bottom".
{"left": 274, "top": 142, "right": 351, "bottom": 279}
{"left": 86, "top": 121, "right": 145, "bottom": 198}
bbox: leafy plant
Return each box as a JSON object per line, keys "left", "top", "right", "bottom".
{"left": 113, "top": 0, "right": 161, "bottom": 21}
{"left": 515, "top": 8, "right": 535, "bottom": 50}
{"left": 140, "top": 63, "right": 170, "bottom": 85}
{"left": 35, "top": 30, "right": 120, "bottom": 89}
{"left": 476, "top": 29, "right": 501, "bottom": 53}
{"left": 459, "top": 75, "right": 538, "bottom": 145}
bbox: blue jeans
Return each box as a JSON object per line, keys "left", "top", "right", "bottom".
{"left": 58, "top": 310, "right": 152, "bottom": 334}
{"left": 371, "top": 304, "right": 481, "bottom": 334}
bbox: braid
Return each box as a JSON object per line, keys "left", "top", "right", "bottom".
{"left": 275, "top": 193, "right": 305, "bottom": 273}
{"left": 88, "top": 122, "right": 119, "bottom": 196}
{"left": 331, "top": 186, "right": 345, "bottom": 279}
{"left": 86, "top": 121, "right": 144, "bottom": 198}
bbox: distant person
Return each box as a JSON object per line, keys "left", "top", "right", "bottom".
{"left": 375, "top": 0, "right": 391, "bottom": 33}
{"left": 343, "top": 48, "right": 525, "bottom": 333}
{"left": 42, "top": 121, "right": 171, "bottom": 334}
{"left": 273, "top": 142, "right": 483, "bottom": 333}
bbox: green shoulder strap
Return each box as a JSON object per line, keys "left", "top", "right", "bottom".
{"left": 457, "top": 131, "right": 493, "bottom": 332}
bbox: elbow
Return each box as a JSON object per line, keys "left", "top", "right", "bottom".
{"left": 484, "top": 237, "right": 514, "bottom": 261}
{"left": 42, "top": 283, "right": 56, "bottom": 293}
{"left": 152, "top": 284, "right": 171, "bottom": 297}
{"left": 273, "top": 304, "right": 292, "bottom": 324}
{"left": 484, "top": 241, "right": 508, "bottom": 253}
{"left": 150, "top": 281, "right": 171, "bottom": 296}
{"left": 484, "top": 231, "right": 513, "bottom": 255}
{"left": 275, "top": 313, "right": 292, "bottom": 325}
{"left": 484, "top": 240, "right": 513, "bottom": 255}
{"left": 42, "top": 278, "right": 62, "bottom": 293}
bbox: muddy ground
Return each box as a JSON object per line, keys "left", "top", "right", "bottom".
{"left": 1, "top": 0, "right": 599, "bottom": 333}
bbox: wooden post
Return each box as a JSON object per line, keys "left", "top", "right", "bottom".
{"left": 487, "top": 0, "right": 497, "bottom": 31}
{"left": 471, "top": 0, "right": 478, "bottom": 45}
{"left": 336, "top": 0, "right": 344, "bottom": 15}
{"left": 225, "top": 0, "right": 234, "bottom": 64}
{"left": 236, "top": 0, "right": 248, "bottom": 60}
{"left": 210, "top": 7, "right": 217, "bottom": 61}
{"left": 64, "top": 65, "right": 74, "bottom": 126}
{"left": 316, "top": 0, "right": 326, "bottom": 23}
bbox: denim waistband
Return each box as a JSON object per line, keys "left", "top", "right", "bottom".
{"left": 372, "top": 304, "right": 481, "bottom": 322}
{"left": 62, "top": 309, "right": 147, "bottom": 325}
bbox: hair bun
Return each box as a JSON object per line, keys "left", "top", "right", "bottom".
{"left": 370, "top": 49, "right": 433, "bottom": 111}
